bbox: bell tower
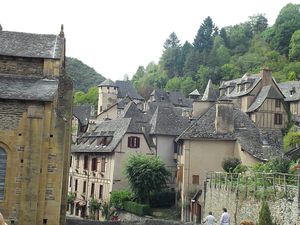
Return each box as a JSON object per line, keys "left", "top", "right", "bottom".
{"left": 97, "top": 79, "right": 118, "bottom": 114}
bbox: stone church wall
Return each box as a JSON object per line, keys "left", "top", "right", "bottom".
{"left": 0, "top": 56, "right": 43, "bottom": 76}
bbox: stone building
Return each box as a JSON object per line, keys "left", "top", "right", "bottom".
{"left": 69, "top": 102, "right": 153, "bottom": 218}
{"left": 278, "top": 80, "right": 300, "bottom": 123}
{"left": 176, "top": 81, "right": 282, "bottom": 222}
{"left": 149, "top": 104, "right": 190, "bottom": 187}
{"left": 219, "top": 68, "right": 289, "bottom": 129}
{"left": 96, "top": 79, "right": 144, "bottom": 121}
{"left": 0, "top": 26, "right": 72, "bottom": 225}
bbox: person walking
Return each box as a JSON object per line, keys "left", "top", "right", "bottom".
{"left": 0, "top": 212, "right": 7, "bottom": 225}
{"left": 203, "top": 211, "right": 217, "bottom": 225}
{"left": 219, "top": 208, "right": 230, "bottom": 225}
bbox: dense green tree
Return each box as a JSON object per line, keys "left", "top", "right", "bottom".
{"left": 193, "top": 16, "right": 215, "bottom": 55}
{"left": 220, "top": 28, "right": 230, "bottom": 48}
{"left": 284, "top": 132, "right": 300, "bottom": 150}
{"left": 220, "top": 64, "right": 241, "bottom": 80}
{"left": 289, "top": 30, "right": 300, "bottom": 61}
{"left": 131, "top": 4, "right": 300, "bottom": 98}
{"left": 163, "top": 32, "right": 181, "bottom": 49}
{"left": 124, "top": 154, "right": 171, "bottom": 204}
{"left": 165, "top": 76, "right": 182, "bottom": 92}
{"left": 88, "top": 198, "right": 101, "bottom": 220}
{"left": 132, "top": 66, "right": 146, "bottom": 87}
{"left": 178, "top": 41, "right": 193, "bottom": 75}
{"left": 271, "top": 3, "right": 300, "bottom": 56}
{"left": 196, "top": 66, "right": 213, "bottom": 92}
{"left": 227, "top": 22, "right": 253, "bottom": 55}
{"left": 66, "top": 57, "right": 104, "bottom": 92}
{"left": 258, "top": 201, "right": 273, "bottom": 225}
{"left": 181, "top": 76, "right": 196, "bottom": 95}
{"left": 73, "top": 86, "right": 98, "bottom": 108}
{"left": 248, "top": 14, "right": 268, "bottom": 34}
{"left": 160, "top": 47, "right": 181, "bottom": 78}
{"left": 208, "top": 36, "right": 231, "bottom": 67}
{"left": 183, "top": 49, "right": 202, "bottom": 77}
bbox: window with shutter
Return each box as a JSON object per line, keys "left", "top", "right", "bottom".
{"left": 128, "top": 136, "right": 140, "bottom": 148}
{"left": 101, "top": 157, "right": 105, "bottom": 172}
{"left": 0, "top": 148, "right": 7, "bottom": 200}
{"left": 274, "top": 113, "right": 282, "bottom": 125}
{"left": 83, "top": 155, "right": 88, "bottom": 170}
{"left": 91, "top": 158, "right": 97, "bottom": 171}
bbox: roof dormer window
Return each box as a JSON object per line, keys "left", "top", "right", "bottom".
{"left": 290, "top": 87, "right": 296, "bottom": 96}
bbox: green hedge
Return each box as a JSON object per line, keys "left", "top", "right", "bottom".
{"left": 123, "top": 201, "right": 150, "bottom": 216}
{"left": 149, "top": 190, "right": 175, "bottom": 207}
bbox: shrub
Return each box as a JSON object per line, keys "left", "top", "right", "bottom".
{"left": 123, "top": 201, "right": 150, "bottom": 216}
{"left": 258, "top": 201, "right": 273, "bottom": 225}
{"left": 222, "top": 158, "right": 241, "bottom": 172}
{"left": 268, "top": 157, "right": 291, "bottom": 173}
{"left": 149, "top": 190, "right": 175, "bottom": 207}
{"left": 284, "top": 131, "right": 300, "bottom": 150}
{"left": 110, "top": 190, "right": 133, "bottom": 209}
{"left": 233, "top": 164, "right": 248, "bottom": 173}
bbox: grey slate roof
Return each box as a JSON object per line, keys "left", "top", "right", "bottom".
{"left": 169, "top": 91, "right": 193, "bottom": 107}
{"left": 149, "top": 89, "right": 192, "bottom": 108}
{"left": 71, "top": 118, "right": 131, "bottom": 153}
{"left": 247, "top": 85, "right": 284, "bottom": 112}
{"left": 115, "top": 80, "right": 144, "bottom": 100}
{"left": 220, "top": 74, "right": 261, "bottom": 98}
{"left": 285, "top": 146, "right": 300, "bottom": 160}
{"left": 98, "top": 79, "right": 117, "bottom": 87}
{"left": 0, "top": 74, "right": 58, "bottom": 101}
{"left": 201, "top": 79, "right": 217, "bottom": 101}
{"left": 73, "top": 105, "right": 92, "bottom": 126}
{"left": 278, "top": 81, "right": 300, "bottom": 102}
{"left": 0, "top": 31, "right": 64, "bottom": 59}
{"left": 121, "top": 101, "right": 151, "bottom": 133}
{"left": 177, "top": 104, "right": 282, "bottom": 161}
{"left": 150, "top": 105, "right": 190, "bottom": 136}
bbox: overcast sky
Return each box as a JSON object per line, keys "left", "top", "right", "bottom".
{"left": 1, "top": 0, "right": 299, "bottom": 82}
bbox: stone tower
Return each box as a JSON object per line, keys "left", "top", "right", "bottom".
{"left": 97, "top": 79, "right": 118, "bottom": 114}
{"left": 0, "top": 26, "right": 72, "bottom": 225}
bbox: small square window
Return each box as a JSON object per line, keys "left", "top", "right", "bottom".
{"left": 192, "top": 175, "right": 199, "bottom": 184}
{"left": 128, "top": 136, "right": 140, "bottom": 148}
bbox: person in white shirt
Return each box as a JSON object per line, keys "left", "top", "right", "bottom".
{"left": 0, "top": 212, "right": 7, "bottom": 225}
{"left": 203, "top": 211, "right": 217, "bottom": 225}
{"left": 219, "top": 208, "right": 230, "bottom": 225}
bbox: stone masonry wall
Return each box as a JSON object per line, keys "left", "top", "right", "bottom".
{"left": 204, "top": 176, "right": 300, "bottom": 225}
{"left": 0, "top": 100, "right": 26, "bottom": 130}
{"left": 0, "top": 56, "right": 43, "bottom": 76}
{"left": 66, "top": 219, "right": 192, "bottom": 225}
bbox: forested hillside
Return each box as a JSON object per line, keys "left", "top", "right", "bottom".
{"left": 132, "top": 3, "right": 300, "bottom": 98}
{"left": 66, "top": 57, "right": 105, "bottom": 92}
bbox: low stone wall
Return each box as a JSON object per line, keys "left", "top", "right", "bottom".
{"left": 204, "top": 173, "right": 300, "bottom": 225}
{"left": 66, "top": 219, "right": 194, "bottom": 225}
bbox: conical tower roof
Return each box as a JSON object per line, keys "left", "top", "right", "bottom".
{"left": 189, "top": 89, "right": 201, "bottom": 96}
{"left": 201, "top": 79, "right": 217, "bottom": 101}
{"left": 98, "top": 79, "right": 117, "bottom": 87}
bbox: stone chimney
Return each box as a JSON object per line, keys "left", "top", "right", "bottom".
{"left": 192, "top": 100, "right": 214, "bottom": 118}
{"left": 260, "top": 68, "right": 273, "bottom": 87}
{"left": 192, "top": 80, "right": 217, "bottom": 118}
{"left": 215, "top": 100, "right": 234, "bottom": 133}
